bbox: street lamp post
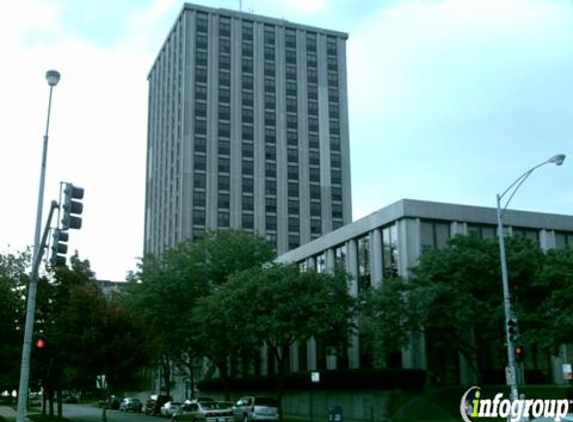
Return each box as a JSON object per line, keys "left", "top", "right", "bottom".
{"left": 16, "top": 70, "right": 61, "bottom": 422}
{"left": 496, "top": 153, "right": 565, "bottom": 401}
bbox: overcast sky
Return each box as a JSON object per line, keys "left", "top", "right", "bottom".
{"left": 1, "top": 0, "right": 572, "bottom": 280}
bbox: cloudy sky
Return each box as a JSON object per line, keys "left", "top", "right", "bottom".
{"left": 1, "top": 0, "right": 572, "bottom": 280}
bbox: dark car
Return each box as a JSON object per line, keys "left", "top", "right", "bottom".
{"left": 145, "top": 394, "right": 173, "bottom": 415}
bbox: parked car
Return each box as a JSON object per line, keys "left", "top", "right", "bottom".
{"left": 233, "top": 397, "right": 278, "bottom": 422}
{"left": 161, "top": 401, "right": 182, "bottom": 417}
{"left": 146, "top": 394, "right": 174, "bottom": 415}
{"left": 119, "top": 397, "right": 142, "bottom": 412}
{"left": 174, "top": 401, "right": 234, "bottom": 422}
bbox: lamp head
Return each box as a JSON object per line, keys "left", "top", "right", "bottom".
{"left": 46, "top": 70, "right": 60, "bottom": 87}
{"left": 548, "top": 154, "right": 566, "bottom": 166}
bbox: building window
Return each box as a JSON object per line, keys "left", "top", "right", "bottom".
{"left": 556, "top": 231, "right": 573, "bottom": 249}
{"left": 242, "top": 21, "right": 253, "bottom": 40}
{"left": 288, "top": 199, "right": 299, "bottom": 215}
{"left": 218, "top": 121, "right": 230, "bottom": 138}
{"left": 242, "top": 141, "right": 254, "bottom": 158}
{"left": 242, "top": 212, "right": 254, "bottom": 229}
{"left": 219, "top": 87, "right": 230, "bottom": 103}
{"left": 310, "top": 201, "right": 321, "bottom": 217}
{"left": 217, "top": 211, "right": 230, "bottom": 227}
{"left": 218, "top": 139, "right": 230, "bottom": 155}
{"left": 242, "top": 176, "right": 254, "bottom": 193}
{"left": 219, "top": 37, "right": 230, "bottom": 53}
{"left": 285, "top": 29, "right": 296, "bottom": 48}
{"left": 242, "top": 124, "right": 254, "bottom": 140}
{"left": 265, "top": 162, "right": 276, "bottom": 178}
{"left": 288, "top": 182, "right": 298, "bottom": 197}
{"left": 266, "top": 215, "right": 277, "bottom": 231}
{"left": 467, "top": 224, "right": 496, "bottom": 240}
{"left": 287, "top": 165, "right": 298, "bottom": 180}
{"left": 219, "top": 70, "right": 230, "bottom": 86}
{"left": 265, "top": 179, "right": 276, "bottom": 196}
{"left": 287, "top": 114, "right": 298, "bottom": 130}
{"left": 287, "top": 131, "right": 298, "bottom": 146}
{"left": 195, "top": 119, "right": 207, "bottom": 135}
{"left": 289, "top": 235, "right": 299, "bottom": 250}
{"left": 242, "top": 74, "right": 253, "bottom": 90}
{"left": 242, "top": 159, "right": 254, "bottom": 175}
{"left": 195, "top": 136, "right": 207, "bottom": 153}
{"left": 219, "top": 104, "right": 230, "bottom": 121}
{"left": 287, "top": 147, "right": 298, "bottom": 163}
{"left": 420, "top": 220, "right": 450, "bottom": 250}
{"left": 358, "top": 235, "right": 371, "bottom": 292}
{"left": 382, "top": 224, "right": 398, "bottom": 278}
{"left": 310, "top": 218, "right": 321, "bottom": 235}
{"left": 218, "top": 156, "right": 230, "bottom": 173}
{"left": 193, "top": 209, "right": 205, "bottom": 225}
{"left": 265, "top": 128, "right": 276, "bottom": 143}
{"left": 265, "top": 197, "right": 276, "bottom": 213}
{"left": 310, "top": 184, "right": 320, "bottom": 201}
{"left": 218, "top": 192, "right": 230, "bottom": 209}
{"left": 218, "top": 174, "right": 230, "bottom": 191}
{"left": 265, "top": 144, "right": 275, "bottom": 160}
{"left": 193, "top": 190, "right": 206, "bottom": 207}
{"left": 335, "top": 244, "right": 346, "bottom": 266}
{"left": 264, "top": 26, "right": 275, "bottom": 45}
{"left": 242, "top": 194, "right": 254, "bottom": 211}
{"left": 219, "top": 18, "right": 230, "bottom": 37}
{"left": 194, "top": 154, "right": 206, "bottom": 171}
{"left": 309, "top": 167, "right": 320, "bottom": 183}
{"left": 194, "top": 172, "right": 206, "bottom": 189}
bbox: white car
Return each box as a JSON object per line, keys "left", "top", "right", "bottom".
{"left": 161, "top": 401, "right": 182, "bottom": 417}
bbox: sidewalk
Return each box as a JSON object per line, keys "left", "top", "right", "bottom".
{"left": 0, "top": 406, "right": 32, "bottom": 422}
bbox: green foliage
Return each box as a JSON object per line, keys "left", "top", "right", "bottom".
{"left": 521, "top": 246, "right": 573, "bottom": 353}
{"left": 0, "top": 249, "right": 30, "bottom": 392}
{"left": 359, "top": 235, "right": 552, "bottom": 379}
{"left": 121, "top": 230, "right": 275, "bottom": 392}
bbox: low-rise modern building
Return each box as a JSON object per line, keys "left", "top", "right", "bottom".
{"left": 276, "top": 198, "right": 573, "bottom": 384}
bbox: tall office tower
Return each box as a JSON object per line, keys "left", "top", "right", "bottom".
{"left": 144, "top": 3, "right": 352, "bottom": 257}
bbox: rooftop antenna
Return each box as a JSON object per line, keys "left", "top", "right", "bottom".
{"left": 239, "top": 0, "right": 242, "bottom": 11}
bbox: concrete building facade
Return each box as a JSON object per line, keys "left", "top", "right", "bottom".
{"left": 144, "top": 3, "right": 352, "bottom": 257}
{"left": 276, "top": 198, "right": 573, "bottom": 384}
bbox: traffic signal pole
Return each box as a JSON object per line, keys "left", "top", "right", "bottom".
{"left": 17, "top": 201, "right": 58, "bottom": 422}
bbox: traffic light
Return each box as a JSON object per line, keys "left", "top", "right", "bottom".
{"left": 507, "top": 319, "right": 519, "bottom": 343}
{"left": 50, "top": 229, "right": 68, "bottom": 267}
{"left": 62, "top": 183, "right": 84, "bottom": 230}
{"left": 35, "top": 337, "right": 46, "bottom": 349}
{"left": 515, "top": 345, "right": 525, "bottom": 363}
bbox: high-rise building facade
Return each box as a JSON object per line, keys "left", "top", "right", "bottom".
{"left": 144, "top": 3, "right": 352, "bottom": 257}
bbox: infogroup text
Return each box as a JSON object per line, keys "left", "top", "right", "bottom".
{"left": 460, "top": 386, "right": 570, "bottom": 422}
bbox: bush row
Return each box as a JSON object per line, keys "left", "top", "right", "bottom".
{"left": 198, "top": 368, "right": 426, "bottom": 392}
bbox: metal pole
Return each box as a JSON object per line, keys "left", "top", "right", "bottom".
{"left": 16, "top": 73, "right": 59, "bottom": 422}
{"left": 496, "top": 194, "right": 518, "bottom": 401}
{"left": 495, "top": 154, "right": 566, "bottom": 404}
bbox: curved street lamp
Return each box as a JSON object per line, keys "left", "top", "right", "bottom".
{"left": 16, "top": 70, "right": 61, "bottom": 422}
{"left": 497, "top": 153, "right": 566, "bottom": 401}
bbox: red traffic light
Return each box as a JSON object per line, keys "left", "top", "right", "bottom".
{"left": 35, "top": 338, "right": 46, "bottom": 348}
{"left": 515, "top": 346, "right": 525, "bottom": 362}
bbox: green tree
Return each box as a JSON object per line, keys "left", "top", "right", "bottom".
{"left": 0, "top": 249, "right": 30, "bottom": 393}
{"left": 521, "top": 246, "right": 573, "bottom": 354}
{"left": 360, "top": 235, "right": 544, "bottom": 382}
{"left": 210, "top": 264, "right": 354, "bottom": 416}
{"left": 34, "top": 254, "right": 155, "bottom": 417}
{"left": 123, "top": 230, "right": 275, "bottom": 396}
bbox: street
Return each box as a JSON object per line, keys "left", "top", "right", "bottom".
{"left": 61, "top": 404, "right": 163, "bottom": 422}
